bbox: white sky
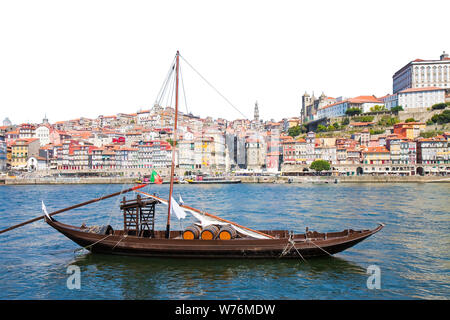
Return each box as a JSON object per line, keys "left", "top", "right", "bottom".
{"left": 0, "top": 0, "right": 449, "bottom": 125}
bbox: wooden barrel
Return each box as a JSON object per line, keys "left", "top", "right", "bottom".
{"left": 218, "top": 225, "right": 237, "bottom": 240}
{"left": 200, "top": 225, "right": 220, "bottom": 240}
{"left": 183, "top": 225, "right": 202, "bottom": 240}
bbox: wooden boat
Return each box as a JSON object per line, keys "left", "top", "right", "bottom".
{"left": 44, "top": 213, "right": 383, "bottom": 259}
{"left": 1, "top": 51, "right": 384, "bottom": 260}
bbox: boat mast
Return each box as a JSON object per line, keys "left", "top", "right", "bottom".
{"left": 165, "top": 50, "right": 180, "bottom": 239}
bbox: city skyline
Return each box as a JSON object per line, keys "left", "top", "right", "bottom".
{"left": 1, "top": 0, "right": 449, "bottom": 124}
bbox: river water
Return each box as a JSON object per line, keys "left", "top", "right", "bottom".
{"left": 0, "top": 183, "right": 448, "bottom": 299}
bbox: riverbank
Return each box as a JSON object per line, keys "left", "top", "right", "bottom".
{"left": 1, "top": 175, "right": 449, "bottom": 185}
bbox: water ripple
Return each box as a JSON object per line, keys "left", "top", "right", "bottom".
{"left": 0, "top": 183, "right": 449, "bottom": 299}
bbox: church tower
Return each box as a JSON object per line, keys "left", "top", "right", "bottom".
{"left": 254, "top": 101, "right": 259, "bottom": 122}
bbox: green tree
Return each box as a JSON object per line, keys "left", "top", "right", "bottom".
{"left": 431, "top": 102, "right": 449, "bottom": 110}
{"left": 316, "top": 124, "right": 327, "bottom": 132}
{"left": 333, "top": 122, "right": 340, "bottom": 130}
{"left": 342, "top": 117, "right": 350, "bottom": 125}
{"left": 391, "top": 106, "right": 403, "bottom": 113}
{"left": 288, "top": 125, "right": 306, "bottom": 137}
{"left": 288, "top": 125, "right": 302, "bottom": 137}
{"left": 431, "top": 109, "right": 450, "bottom": 124}
{"left": 310, "top": 160, "right": 331, "bottom": 172}
{"left": 378, "top": 116, "right": 399, "bottom": 127}
{"left": 345, "top": 108, "right": 362, "bottom": 116}
{"left": 353, "top": 115, "right": 374, "bottom": 122}
{"left": 370, "top": 105, "right": 387, "bottom": 112}
{"left": 405, "top": 118, "right": 416, "bottom": 123}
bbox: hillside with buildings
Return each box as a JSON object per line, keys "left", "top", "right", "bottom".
{"left": 1, "top": 52, "right": 450, "bottom": 179}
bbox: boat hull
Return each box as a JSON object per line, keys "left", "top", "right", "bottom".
{"left": 45, "top": 217, "right": 383, "bottom": 259}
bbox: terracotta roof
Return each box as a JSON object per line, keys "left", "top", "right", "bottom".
{"left": 363, "top": 146, "right": 389, "bottom": 153}
{"left": 12, "top": 138, "right": 38, "bottom": 145}
{"left": 399, "top": 86, "right": 444, "bottom": 93}
{"left": 348, "top": 95, "right": 382, "bottom": 104}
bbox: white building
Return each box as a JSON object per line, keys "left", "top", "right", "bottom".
{"left": 380, "top": 94, "right": 398, "bottom": 110}
{"left": 397, "top": 87, "right": 446, "bottom": 110}
{"left": 316, "top": 96, "right": 383, "bottom": 120}
{"left": 393, "top": 51, "right": 450, "bottom": 94}
{"left": 35, "top": 125, "right": 51, "bottom": 146}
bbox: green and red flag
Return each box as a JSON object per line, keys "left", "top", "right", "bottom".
{"left": 150, "top": 169, "right": 163, "bottom": 184}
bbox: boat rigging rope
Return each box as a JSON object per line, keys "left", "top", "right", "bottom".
{"left": 179, "top": 54, "right": 249, "bottom": 119}
{"left": 74, "top": 234, "right": 112, "bottom": 253}
{"left": 154, "top": 56, "right": 177, "bottom": 106}
{"left": 179, "top": 63, "right": 189, "bottom": 115}
{"left": 306, "top": 238, "right": 333, "bottom": 257}
{"left": 280, "top": 234, "right": 307, "bottom": 263}
{"left": 112, "top": 234, "right": 128, "bottom": 250}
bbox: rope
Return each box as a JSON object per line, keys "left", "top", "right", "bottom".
{"left": 279, "top": 234, "right": 307, "bottom": 263}
{"left": 180, "top": 54, "right": 249, "bottom": 119}
{"left": 179, "top": 63, "right": 189, "bottom": 114}
{"left": 289, "top": 237, "right": 307, "bottom": 263}
{"left": 306, "top": 238, "right": 333, "bottom": 257}
{"left": 154, "top": 56, "right": 177, "bottom": 106}
{"left": 74, "top": 234, "right": 112, "bottom": 253}
{"left": 112, "top": 234, "right": 128, "bottom": 250}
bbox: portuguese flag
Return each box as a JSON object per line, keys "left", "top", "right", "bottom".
{"left": 150, "top": 169, "right": 163, "bottom": 184}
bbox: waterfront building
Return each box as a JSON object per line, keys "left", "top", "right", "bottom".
{"left": 113, "top": 147, "right": 138, "bottom": 169}
{"left": 10, "top": 138, "right": 40, "bottom": 169}
{"left": 18, "top": 124, "right": 35, "bottom": 139}
{"left": 362, "top": 146, "right": 390, "bottom": 165}
{"left": 346, "top": 148, "right": 361, "bottom": 164}
{"left": 91, "top": 148, "right": 104, "bottom": 169}
{"left": 393, "top": 51, "right": 450, "bottom": 94}
{"left": 281, "top": 136, "right": 295, "bottom": 164}
{"left": 0, "top": 134, "right": 6, "bottom": 171}
{"left": 35, "top": 124, "right": 53, "bottom": 146}
{"left": 206, "top": 131, "right": 227, "bottom": 171}
{"left": 245, "top": 135, "right": 266, "bottom": 171}
{"left": 397, "top": 87, "right": 446, "bottom": 110}
{"left": 148, "top": 140, "right": 172, "bottom": 168}
{"left": 337, "top": 147, "right": 346, "bottom": 164}
{"left": 137, "top": 142, "right": 153, "bottom": 168}
{"left": 315, "top": 145, "right": 337, "bottom": 164}
{"left": 416, "top": 136, "right": 448, "bottom": 164}
{"left": 266, "top": 151, "right": 281, "bottom": 172}
{"left": 293, "top": 138, "right": 307, "bottom": 165}
{"left": 101, "top": 149, "right": 117, "bottom": 169}
{"left": 265, "top": 130, "right": 282, "bottom": 171}
{"left": 178, "top": 140, "right": 195, "bottom": 170}
{"left": 194, "top": 136, "right": 214, "bottom": 170}
{"left": 387, "top": 137, "right": 408, "bottom": 165}
{"left": 305, "top": 131, "right": 316, "bottom": 164}
{"left": 70, "top": 143, "right": 94, "bottom": 170}
{"left": 27, "top": 156, "right": 48, "bottom": 171}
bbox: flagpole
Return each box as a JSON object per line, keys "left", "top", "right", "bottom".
{"left": 166, "top": 51, "right": 180, "bottom": 239}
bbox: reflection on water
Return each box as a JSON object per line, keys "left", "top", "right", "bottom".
{"left": 69, "top": 253, "right": 366, "bottom": 299}
{"left": 0, "top": 183, "right": 449, "bottom": 299}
